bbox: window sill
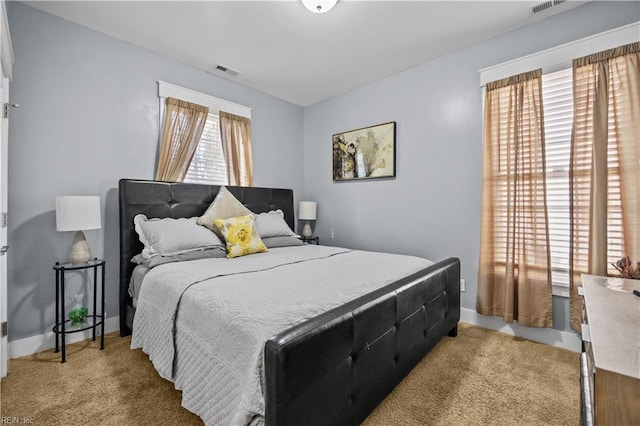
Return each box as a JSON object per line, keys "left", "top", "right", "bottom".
{"left": 552, "top": 284, "right": 569, "bottom": 298}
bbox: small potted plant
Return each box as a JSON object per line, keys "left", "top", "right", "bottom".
{"left": 611, "top": 256, "right": 640, "bottom": 280}
{"left": 68, "top": 294, "right": 89, "bottom": 326}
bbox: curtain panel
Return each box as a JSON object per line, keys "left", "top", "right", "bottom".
{"left": 219, "top": 111, "right": 254, "bottom": 187}
{"left": 155, "top": 97, "right": 209, "bottom": 182}
{"left": 569, "top": 42, "right": 640, "bottom": 332}
{"left": 477, "top": 69, "right": 553, "bottom": 328}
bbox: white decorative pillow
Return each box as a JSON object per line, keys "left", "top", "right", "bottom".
{"left": 254, "top": 210, "right": 297, "bottom": 239}
{"left": 214, "top": 214, "right": 267, "bottom": 258}
{"left": 197, "top": 187, "right": 253, "bottom": 239}
{"left": 134, "top": 214, "right": 224, "bottom": 259}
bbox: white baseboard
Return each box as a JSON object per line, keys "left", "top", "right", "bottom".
{"left": 8, "top": 316, "right": 120, "bottom": 359}
{"left": 9, "top": 311, "right": 580, "bottom": 358}
{"left": 460, "top": 308, "right": 582, "bottom": 352}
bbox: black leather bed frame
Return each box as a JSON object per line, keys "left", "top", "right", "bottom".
{"left": 119, "top": 178, "right": 460, "bottom": 425}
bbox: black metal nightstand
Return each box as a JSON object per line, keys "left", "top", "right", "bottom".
{"left": 53, "top": 258, "right": 105, "bottom": 363}
{"left": 301, "top": 236, "right": 319, "bottom": 245}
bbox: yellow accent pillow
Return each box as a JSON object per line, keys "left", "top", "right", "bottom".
{"left": 214, "top": 214, "right": 268, "bottom": 259}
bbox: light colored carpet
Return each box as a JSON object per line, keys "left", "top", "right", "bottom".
{"left": 363, "top": 323, "right": 579, "bottom": 425}
{"left": 1, "top": 323, "right": 579, "bottom": 425}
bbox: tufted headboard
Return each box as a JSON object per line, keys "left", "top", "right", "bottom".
{"left": 118, "top": 179, "right": 295, "bottom": 336}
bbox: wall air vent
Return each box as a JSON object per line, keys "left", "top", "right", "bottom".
{"left": 215, "top": 64, "right": 241, "bottom": 77}
{"left": 531, "top": 0, "right": 567, "bottom": 14}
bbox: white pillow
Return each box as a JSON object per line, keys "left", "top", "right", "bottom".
{"left": 131, "top": 247, "right": 227, "bottom": 268}
{"left": 254, "top": 210, "right": 297, "bottom": 239}
{"left": 134, "top": 214, "right": 224, "bottom": 259}
{"left": 197, "top": 186, "right": 253, "bottom": 239}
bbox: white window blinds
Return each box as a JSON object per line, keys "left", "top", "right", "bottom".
{"left": 541, "top": 68, "right": 573, "bottom": 292}
{"left": 183, "top": 114, "right": 229, "bottom": 185}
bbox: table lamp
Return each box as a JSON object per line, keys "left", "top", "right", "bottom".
{"left": 298, "top": 201, "right": 317, "bottom": 238}
{"left": 56, "top": 196, "right": 102, "bottom": 264}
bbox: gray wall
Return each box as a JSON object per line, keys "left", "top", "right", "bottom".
{"left": 7, "top": 3, "right": 303, "bottom": 341}
{"left": 302, "top": 1, "right": 639, "bottom": 333}
{"left": 7, "top": 1, "right": 639, "bottom": 343}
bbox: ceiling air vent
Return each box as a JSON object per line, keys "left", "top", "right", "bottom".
{"left": 215, "top": 64, "right": 241, "bottom": 77}
{"left": 531, "top": 0, "right": 566, "bottom": 14}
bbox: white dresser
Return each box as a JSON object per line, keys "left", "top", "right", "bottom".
{"left": 580, "top": 274, "right": 640, "bottom": 425}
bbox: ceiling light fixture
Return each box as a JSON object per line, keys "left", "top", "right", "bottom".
{"left": 301, "top": 0, "right": 338, "bottom": 14}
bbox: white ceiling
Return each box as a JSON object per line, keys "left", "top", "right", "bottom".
{"left": 24, "top": 1, "right": 587, "bottom": 106}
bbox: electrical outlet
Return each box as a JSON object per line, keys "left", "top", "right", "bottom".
{"left": 460, "top": 279, "right": 466, "bottom": 292}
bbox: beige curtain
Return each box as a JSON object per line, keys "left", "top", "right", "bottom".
{"left": 569, "top": 42, "right": 640, "bottom": 332}
{"left": 477, "top": 69, "right": 553, "bottom": 328}
{"left": 219, "top": 111, "right": 254, "bottom": 186}
{"left": 155, "top": 97, "right": 209, "bottom": 182}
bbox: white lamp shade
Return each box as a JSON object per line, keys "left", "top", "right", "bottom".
{"left": 301, "top": 0, "right": 338, "bottom": 13}
{"left": 299, "top": 201, "right": 317, "bottom": 220}
{"left": 56, "top": 196, "right": 102, "bottom": 231}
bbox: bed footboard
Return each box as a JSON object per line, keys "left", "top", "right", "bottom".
{"left": 264, "top": 257, "right": 460, "bottom": 426}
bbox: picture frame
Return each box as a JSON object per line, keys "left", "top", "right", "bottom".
{"left": 332, "top": 121, "right": 396, "bottom": 181}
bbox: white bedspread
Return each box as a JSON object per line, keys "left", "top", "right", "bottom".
{"left": 131, "top": 245, "right": 432, "bottom": 426}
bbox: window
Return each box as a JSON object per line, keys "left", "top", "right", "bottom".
{"left": 480, "top": 22, "right": 638, "bottom": 296}
{"left": 157, "top": 81, "right": 251, "bottom": 186}
{"left": 183, "top": 113, "right": 228, "bottom": 185}
{"left": 541, "top": 68, "right": 572, "bottom": 295}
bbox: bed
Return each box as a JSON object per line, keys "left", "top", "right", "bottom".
{"left": 119, "top": 178, "right": 460, "bottom": 425}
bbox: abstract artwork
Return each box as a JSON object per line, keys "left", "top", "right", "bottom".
{"left": 332, "top": 121, "right": 396, "bottom": 181}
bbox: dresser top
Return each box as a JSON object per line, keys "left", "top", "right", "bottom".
{"left": 582, "top": 274, "right": 640, "bottom": 379}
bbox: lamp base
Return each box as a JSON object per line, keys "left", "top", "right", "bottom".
{"left": 69, "top": 230, "right": 92, "bottom": 264}
{"left": 302, "top": 223, "right": 313, "bottom": 238}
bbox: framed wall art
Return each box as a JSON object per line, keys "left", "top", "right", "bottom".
{"left": 332, "top": 121, "right": 396, "bottom": 181}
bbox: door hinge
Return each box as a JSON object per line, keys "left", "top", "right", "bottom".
{"left": 1, "top": 322, "right": 7, "bottom": 337}
{"left": 3, "top": 103, "right": 19, "bottom": 119}
{"left": 1, "top": 212, "right": 6, "bottom": 227}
